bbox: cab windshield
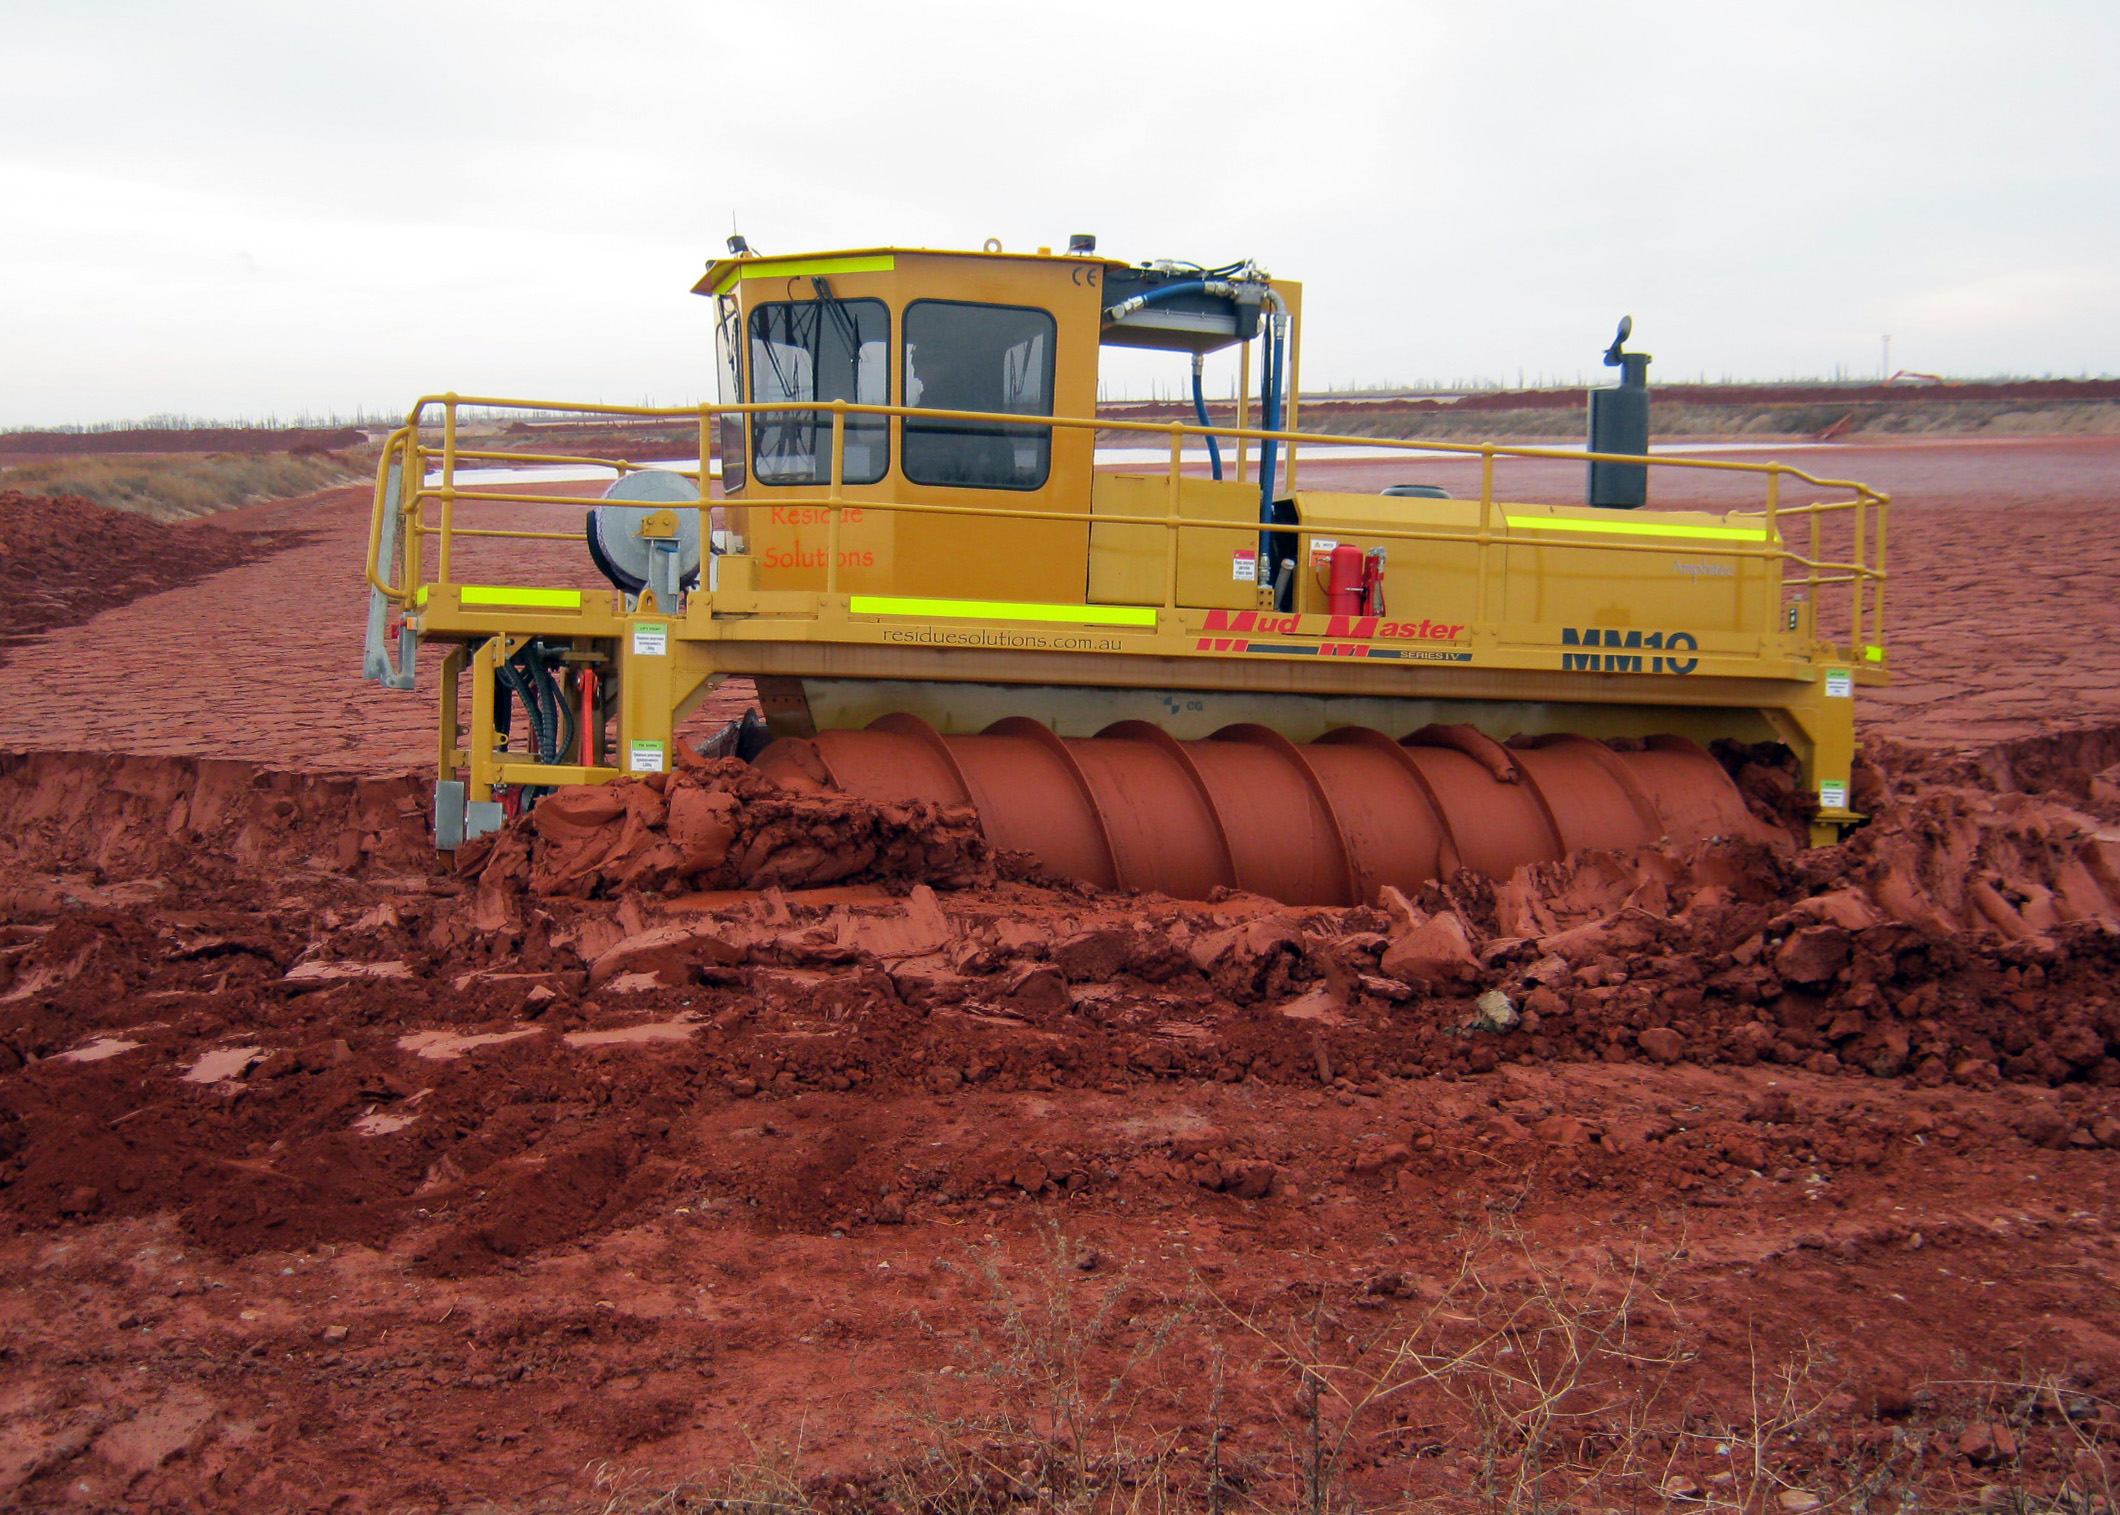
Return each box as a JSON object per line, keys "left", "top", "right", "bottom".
{"left": 748, "top": 297, "right": 889, "bottom": 486}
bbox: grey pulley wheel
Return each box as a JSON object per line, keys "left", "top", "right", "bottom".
{"left": 585, "top": 469, "right": 704, "bottom": 604}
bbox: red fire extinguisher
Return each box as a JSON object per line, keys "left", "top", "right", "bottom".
{"left": 1326, "top": 543, "right": 1365, "bottom": 616}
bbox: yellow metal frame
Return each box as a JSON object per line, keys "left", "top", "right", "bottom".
{"left": 370, "top": 397, "right": 1888, "bottom": 645}
{"left": 368, "top": 388, "right": 1888, "bottom": 846}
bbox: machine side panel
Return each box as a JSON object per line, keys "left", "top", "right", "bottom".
{"left": 1283, "top": 490, "right": 1779, "bottom": 639}
{"left": 1502, "top": 536, "right": 1776, "bottom": 635}
{"left": 1087, "top": 474, "right": 1258, "bottom": 608}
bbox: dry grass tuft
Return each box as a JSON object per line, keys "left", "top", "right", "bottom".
{"left": 575, "top": 1225, "right": 2110, "bottom": 1515}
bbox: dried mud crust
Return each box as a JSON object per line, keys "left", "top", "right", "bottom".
{"left": 450, "top": 751, "right": 1001, "bottom": 900}
{"left": 0, "top": 735, "right": 2118, "bottom": 1508}
{"left": 0, "top": 491, "right": 300, "bottom": 650}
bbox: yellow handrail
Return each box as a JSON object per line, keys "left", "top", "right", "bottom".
{"left": 366, "top": 394, "right": 1889, "bottom": 660}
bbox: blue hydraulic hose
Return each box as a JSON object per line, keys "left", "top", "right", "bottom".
{"left": 1190, "top": 358, "right": 1223, "bottom": 481}
{"left": 1108, "top": 279, "right": 1210, "bottom": 315}
{"left": 1111, "top": 276, "right": 1280, "bottom": 556}
{"left": 1106, "top": 280, "right": 1220, "bottom": 482}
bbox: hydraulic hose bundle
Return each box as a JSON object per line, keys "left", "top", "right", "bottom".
{"left": 492, "top": 638, "right": 578, "bottom": 797}
{"left": 1255, "top": 305, "right": 1288, "bottom": 599}
{"left": 1102, "top": 269, "right": 1291, "bottom": 602}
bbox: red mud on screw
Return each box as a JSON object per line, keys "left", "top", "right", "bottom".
{"left": 755, "top": 716, "right": 1772, "bottom": 905}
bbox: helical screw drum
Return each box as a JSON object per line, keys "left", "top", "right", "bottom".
{"left": 755, "top": 716, "right": 1773, "bottom": 906}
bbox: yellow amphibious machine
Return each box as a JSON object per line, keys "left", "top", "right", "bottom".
{"left": 362, "top": 238, "right": 1888, "bottom": 905}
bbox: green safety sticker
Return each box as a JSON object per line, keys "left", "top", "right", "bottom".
{"left": 629, "top": 740, "right": 666, "bottom": 774}
{"left": 633, "top": 622, "right": 668, "bottom": 656}
{"left": 1824, "top": 668, "right": 1853, "bottom": 698}
{"left": 1819, "top": 781, "right": 1848, "bottom": 811}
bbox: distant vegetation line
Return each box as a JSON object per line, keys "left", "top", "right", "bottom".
{"left": 0, "top": 454, "right": 363, "bottom": 521}
{"left": 10, "top": 373, "right": 2119, "bottom": 437}
{"left": 4, "top": 409, "right": 407, "bottom": 435}
{"left": 1104, "top": 376, "right": 2120, "bottom": 411}
{"left": 0, "top": 425, "right": 369, "bottom": 457}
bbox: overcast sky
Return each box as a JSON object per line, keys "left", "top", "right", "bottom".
{"left": 3, "top": 0, "right": 2114, "bottom": 426}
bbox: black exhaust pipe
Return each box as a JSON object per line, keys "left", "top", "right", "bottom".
{"left": 1587, "top": 315, "right": 1650, "bottom": 508}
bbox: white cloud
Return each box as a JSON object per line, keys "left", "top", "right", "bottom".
{"left": 2, "top": 0, "right": 2116, "bottom": 422}
{"left": 1882, "top": 268, "right": 2120, "bottom": 333}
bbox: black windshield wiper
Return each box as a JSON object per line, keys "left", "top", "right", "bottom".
{"left": 810, "top": 278, "right": 866, "bottom": 390}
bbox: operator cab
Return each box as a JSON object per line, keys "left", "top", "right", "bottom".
{"left": 690, "top": 241, "right": 1300, "bottom": 605}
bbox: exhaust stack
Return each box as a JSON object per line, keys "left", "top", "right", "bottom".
{"left": 1587, "top": 315, "right": 1651, "bottom": 508}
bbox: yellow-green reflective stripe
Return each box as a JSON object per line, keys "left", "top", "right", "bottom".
{"left": 459, "top": 585, "right": 584, "bottom": 609}
{"left": 1865, "top": 644, "right": 1885, "bottom": 662}
{"left": 1504, "top": 514, "right": 1770, "bottom": 543}
{"left": 849, "top": 595, "right": 1156, "bottom": 627}
{"left": 712, "top": 255, "right": 896, "bottom": 295}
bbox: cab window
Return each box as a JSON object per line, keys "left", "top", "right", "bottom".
{"left": 748, "top": 297, "right": 889, "bottom": 485}
{"left": 714, "top": 293, "right": 747, "bottom": 492}
{"left": 902, "top": 301, "right": 1054, "bottom": 490}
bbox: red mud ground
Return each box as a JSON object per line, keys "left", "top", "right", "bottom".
{"left": 0, "top": 441, "right": 2117, "bottom": 1513}
{"left": 0, "top": 492, "right": 298, "bottom": 652}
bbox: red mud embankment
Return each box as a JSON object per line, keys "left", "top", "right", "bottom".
{"left": 0, "top": 728, "right": 2118, "bottom": 1510}
{"left": 0, "top": 750, "right": 430, "bottom": 889}
{"left": 3, "top": 726, "right": 2118, "bottom": 1257}
{"left": 431, "top": 730, "right": 2120, "bottom": 1102}
{"left": 0, "top": 491, "right": 298, "bottom": 648}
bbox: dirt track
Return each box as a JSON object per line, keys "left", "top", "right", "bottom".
{"left": 1, "top": 439, "right": 2118, "bottom": 1514}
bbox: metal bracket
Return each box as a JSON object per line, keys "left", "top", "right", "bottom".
{"left": 464, "top": 800, "right": 505, "bottom": 841}
{"left": 363, "top": 461, "right": 417, "bottom": 691}
{"left": 434, "top": 780, "right": 467, "bottom": 850}
{"left": 648, "top": 538, "right": 683, "bottom": 613}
